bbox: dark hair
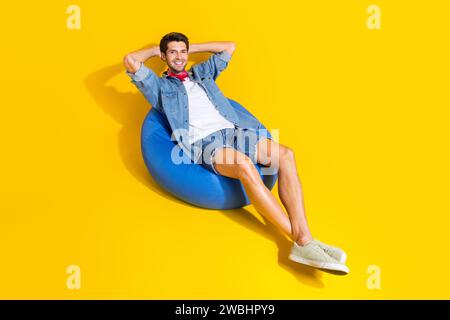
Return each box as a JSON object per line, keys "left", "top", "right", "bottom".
{"left": 160, "top": 32, "right": 189, "bottom": 54}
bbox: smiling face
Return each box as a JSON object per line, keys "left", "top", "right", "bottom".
{"left": 161, "top": 41, "right": 189, "bottom": 74}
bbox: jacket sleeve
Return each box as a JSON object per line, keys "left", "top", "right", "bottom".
{"left": 126, "top": 62, "right": 163, "bottom": 113}
{"left": 192, "top": 50, "right": 232, "bottom": 81}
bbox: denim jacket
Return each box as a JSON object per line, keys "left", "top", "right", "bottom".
{"left": 126, "top": 50, "right": 264, "bottom": 163}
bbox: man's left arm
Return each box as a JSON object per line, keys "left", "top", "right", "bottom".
{"left": 189, "top": 41, "right": 236, "bottom": 80}
{"left": 189, "top": 41, "right": 236, "bottom": 56}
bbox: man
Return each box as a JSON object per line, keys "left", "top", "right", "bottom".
{"left": 124, "top": 32, "right": 349, "bottom": 274}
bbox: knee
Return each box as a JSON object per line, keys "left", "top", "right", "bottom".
{"left": 237, "top": 157, "right": 259, "bottom": 182}
{"left": 280, "top": 145, "right": 295, "bottom": 161}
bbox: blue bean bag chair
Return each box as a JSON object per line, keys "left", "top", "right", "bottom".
{"left": 141, "top": 98, "right": 278, "bottom": 209}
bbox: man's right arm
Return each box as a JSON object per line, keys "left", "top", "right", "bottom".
{"left": 123, "top": 46, "right": 161, "bottom": 73}
{"left": 123, "top": 46, "right": 163, "bottom": 112}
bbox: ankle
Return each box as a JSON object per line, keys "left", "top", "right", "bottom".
{"left": 295, "top": 235, "right": 314, "bottom": 246}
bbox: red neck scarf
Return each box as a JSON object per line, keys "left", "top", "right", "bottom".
{"left": 167, "top": 70, "right": 189, "bottom": 81}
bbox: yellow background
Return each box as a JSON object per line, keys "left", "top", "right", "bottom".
{"left": 1, "top": 0, "right": 449, "bottom": 299}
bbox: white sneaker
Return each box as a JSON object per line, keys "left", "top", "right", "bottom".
{"left": 289, "top": 240, "right": 349, "bottom": 274}
{"left": 315, "top": 240, "right": 347, "bottom": 263}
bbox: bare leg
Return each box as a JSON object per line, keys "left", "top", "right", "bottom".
{"left": 256, "top": 139, "right": 313, "bottom": 245}
{"left": 212, "top": 147, "right": 294, "bottom": 241}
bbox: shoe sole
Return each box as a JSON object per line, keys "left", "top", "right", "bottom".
{"left": 288, "top": 254, "right": 349, "bottom": 274}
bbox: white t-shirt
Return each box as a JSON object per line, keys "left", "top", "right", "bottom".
{"left": 182, "top": 78, "right": 235, "bottom": 144}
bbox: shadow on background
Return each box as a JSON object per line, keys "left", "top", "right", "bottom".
{"left": 220, "top": 207, "right": 325, "bottom": 288}
{"left": 84, "top": 43, "right": 211, "bottom": 208}
{"left": 84, "top": 43, "right": 325, "bottom": 288}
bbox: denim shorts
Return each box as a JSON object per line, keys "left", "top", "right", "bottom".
{"left": 190, "top": 127, "right": 271, "bottom": 176}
